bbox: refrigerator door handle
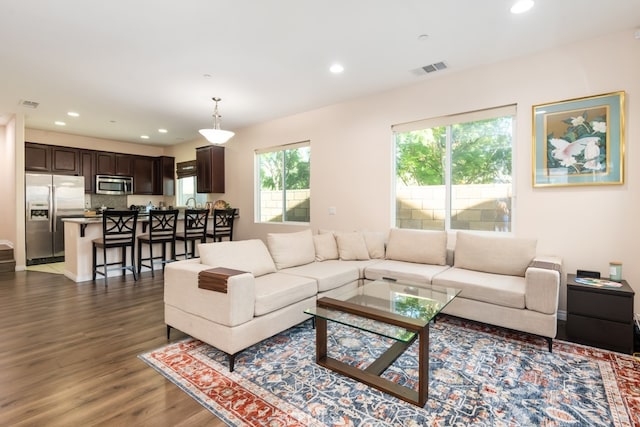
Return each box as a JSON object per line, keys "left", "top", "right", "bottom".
{"left": 51, "top": 185, "right": 56, "bottom": 233}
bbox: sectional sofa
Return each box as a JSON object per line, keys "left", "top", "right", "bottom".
{"left": 164, "top": 228, "right": 562, "bottom": 371}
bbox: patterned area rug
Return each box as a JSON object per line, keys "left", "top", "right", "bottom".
{"left": 139, "top": 317, "right": 640, "bottom": 426}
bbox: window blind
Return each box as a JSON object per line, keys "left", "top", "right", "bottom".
{"left": 176, "top": 160, "right": 197, "bottom": 178}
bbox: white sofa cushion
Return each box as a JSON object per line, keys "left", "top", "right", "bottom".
{"left": 198, "top": 239, "right": 276, "bottom": 277}
{"left": 362, "top": 231, "right": 385, "bottom": 259}
{"left": 254, "top": 272, "right": 317, "bottom": 316}
{"left": 364, "top": 259, "right": 450, "bottom": 284}
{"left": 433, "top": 267, "right": 526, "bottom": 309}
{"left": 385, "top": 228, "right": 447, "bottom": 265}
{"left": 267, "top": 229, "right": 316, "bottom": 269}
{"left": 280, "top": 260, "right": 360, "bottom": 292}
{"left": 454, "top": 232, "right": 536, "bottom": 276}
{"left": 313, "top": 233, "right": 339, "bottom": 261}
{"left": 335, "top": 232, "right": 370, "bottom": 261}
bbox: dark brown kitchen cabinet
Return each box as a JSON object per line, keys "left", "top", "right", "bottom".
{"left": 196, "top": 145, "right": 225, "bottom": 193}
{"left": 115, "top": 154, "right": 133, "bottom": 176}
{"left": 133, "top": 156, "right": 154, "bottom": 194}
{"left": 51, "top": 146, "right": 80, "bottom": 174}
{"left": 25, "top": 143, "right": 80, "bottom": 175}
{"left": 95, "top": 152, "right": 115, "bottom": 175}
{"left": 154, "top": 156, "right": 175, "bottom": 196}
{"left": 25, "top": 142, "right": 51, "bottom": 172}
{"left": 79, "top": 150, "right": 95, "bottom": 193}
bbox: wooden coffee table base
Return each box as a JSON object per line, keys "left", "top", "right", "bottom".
{"left": 315, "top": 315, "right": 429, "bottom": 407}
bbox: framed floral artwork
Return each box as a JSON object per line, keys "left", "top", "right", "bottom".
{"left": 532, "top": 91, "right": 625, "bottom": 187}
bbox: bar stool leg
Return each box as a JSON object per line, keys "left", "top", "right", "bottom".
{"left": 102, "top": 246, "right": 108, "bottom": 285}
{"left": 92, "top": 245, "right": 97, "bottom": 281}
{"left": 131, "top": 245, "right": 137, "bottom": 281}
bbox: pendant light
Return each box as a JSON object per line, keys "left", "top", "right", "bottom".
{"left": 199, "top": 97, "right": 235, "bottom": 144}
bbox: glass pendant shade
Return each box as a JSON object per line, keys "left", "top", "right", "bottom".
{"left": 199, "top": 128, "right": 235, "bottom": 144}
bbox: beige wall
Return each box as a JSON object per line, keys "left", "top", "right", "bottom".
{"left": 186, "top": 30, "right": 637, "bottom": 312}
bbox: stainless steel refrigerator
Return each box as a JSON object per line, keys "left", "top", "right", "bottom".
{"left": 25, "top": 173, "right": 85, "bottom": 265}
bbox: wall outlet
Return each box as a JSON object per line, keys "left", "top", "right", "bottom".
{"left": 328, "top": 207, "right": 336, "bottom": 215}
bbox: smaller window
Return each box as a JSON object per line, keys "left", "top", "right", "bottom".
{"left": 177, "top": 176, "right": 206, "bottom": 207}
{"left": 255, "top": 142, "right": 310, "bottom": 223}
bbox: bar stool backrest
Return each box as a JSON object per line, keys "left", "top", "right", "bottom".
{"left": 147, "top": 210, "right": 179, "bottom": 240}
{"left": 213, "top": 208, "right": 237, "bottom": 241}
{"left": 102, "top": 210, "right": 138, "bottom": 245}
{"left": 184, "top": 209, "right": 209, "bottom": 239}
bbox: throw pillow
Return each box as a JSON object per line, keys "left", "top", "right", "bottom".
{"left": 454, "top": 232, "right": 537, "bottom": 276}
{"left": 385, "top": 228, "right": 447, "bottom": 265}
{"left": 313, "top": 233, "right": 339, "bottom": 261}
{"left": 335, "top": 232, "right": 370, "bottom": 261}
{"left": 198, "top": 239, "right": 276, "bottom": 277}
{"left": 362, "top": 231, "right": 385, "bottom": 259}
{"left": 267, "top": 229, "right": 316, "bottom": 269}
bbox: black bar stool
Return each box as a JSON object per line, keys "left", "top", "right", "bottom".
{"left": 137, "top": 209, "right": 178, "bottom": 276}
{"left": 92, "top": 210, "right": 139, "bottom": 285}
{"left": 175, "top": 209, "right": 209, "bottom": 259}
{"left": 207, "top": 208, "right": 237, "bottom": 242}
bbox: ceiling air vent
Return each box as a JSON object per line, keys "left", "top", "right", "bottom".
{"left": 20, "top": 100, "right": 40, "bottom": 109}
{"left": 422, "top": 61, "right": 447, "bottom": 73}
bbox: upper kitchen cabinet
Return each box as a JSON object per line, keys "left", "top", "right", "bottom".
{"left": 154, "top": 156, "right": 175, "bottom": 196}
{"left": 95, "top": 152, "right": 134, "bottom": 176}
{"left": 25, "top": 142, "right": 79, "bottom": 175}
{"left": 132, "top": 156, "right": 155, "bottom": 195}
{"left": 25, "top": 142, "right": 50, "bottom": 172}
{"left": 51, "top": 146, "right": 80, "bottom": 174}
{"left": 115, "top": 154, "right": 133, "bottom": 176}
{"left": 79, "top": 150, "right": 95, "bottom": 193}
{"left": 95, "top": 152, "right": 115, "bottom": 175}
{"left": 196, "top": 145, "right": 225, "bottom": 194}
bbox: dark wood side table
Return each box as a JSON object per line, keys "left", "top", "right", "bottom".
{"left": 566, "top": 273, "right": 635, "bottom": 354}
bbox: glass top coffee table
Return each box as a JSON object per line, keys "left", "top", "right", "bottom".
{"left": 305, "top": 279, "right": 460, "bottom": 407}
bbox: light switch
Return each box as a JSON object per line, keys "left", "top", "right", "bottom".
{"left": 328, "top": 207, "right": 337, "bottom": 215}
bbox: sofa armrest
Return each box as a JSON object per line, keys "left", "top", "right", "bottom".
{"left": 164, "top": 260, "right": 255, "bottom": 327}
{"left": 524, "top": 256, "right": 562, "bottom": 314}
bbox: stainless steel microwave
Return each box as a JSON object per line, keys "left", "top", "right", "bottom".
{"left": 95, "top": 175, "right": 133, "bottom": 195}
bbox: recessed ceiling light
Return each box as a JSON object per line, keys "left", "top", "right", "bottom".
{"left": 140, "top": 135, "right": 150, "bottom": 139}
{"left": 329, "top": 63, "right": 344, "bottom": 74}
{"left": 510, "top": 0, "right": 534, "bottom": 14}
{"left": 417, "top": 34, "right": 429, "bottom": 41}
{"left": 158, "top": 128, "right": 168, "bottom": 133}
{"left": 54, "top": 121, "right": 66, "bottom": 126}
{"left": 67, "top": 111, "right": 79, "bottom": 117}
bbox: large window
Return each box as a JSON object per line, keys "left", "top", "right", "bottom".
{"left": 393, "top": 105, "right": 515, "bottom": 233}
{"left": 255, "top": 141, "right": 310, "bottom": 223}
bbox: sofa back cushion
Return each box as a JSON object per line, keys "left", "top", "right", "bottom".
{"left": 313, "top": 233, "right": 339, "bottom": 261}
{"left": 362, "top": 231, "right": 386, "bottom": 259}
{"left": 454, "top": 232, "right": 536, "bottom": 276}
{"left": 335, "top": 232, "right": 370, "bottom": 261}
{"left": 267, "top": 229, "right": 316, "bottom": 269}
{"left": 198, "top": 239, "right": 276, "bottom": 277}
{"left": 385, "top": 228, "right": 447, "bottom": 265}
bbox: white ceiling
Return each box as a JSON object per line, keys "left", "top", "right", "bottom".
{"left": 1, "top": 0, "right": 639, "bottom": 145}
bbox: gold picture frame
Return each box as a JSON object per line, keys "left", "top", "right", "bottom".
{"left": 532, "top": 91, "right": 625, "bottom": 187}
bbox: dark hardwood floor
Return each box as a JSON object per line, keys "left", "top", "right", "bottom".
{"left": 0, "top": 269, "right": 226, "bottom": 426}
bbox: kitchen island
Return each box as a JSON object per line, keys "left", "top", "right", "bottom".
{"left": 62, "top": 214, "right": 222, "bottom": 283}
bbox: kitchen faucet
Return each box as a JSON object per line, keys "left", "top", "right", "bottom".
{"left": 185, "top": 197, "right": 197, "bottom": 208}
